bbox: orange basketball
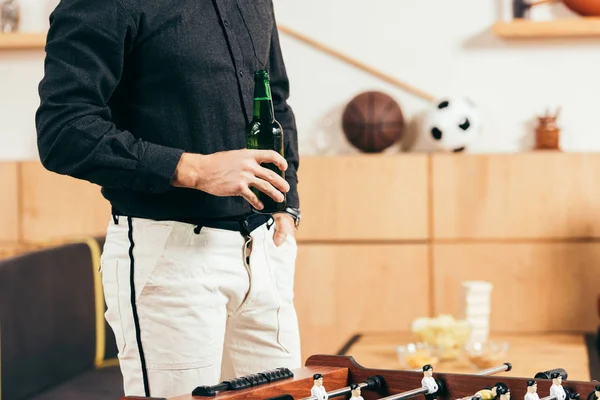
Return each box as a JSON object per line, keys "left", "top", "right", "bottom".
{"left": 341, "top": 91, "right": 404, "bottom": 153}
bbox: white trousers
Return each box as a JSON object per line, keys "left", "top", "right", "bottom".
{"left": 100, "top": 216, "right": 302, "bottom": 398}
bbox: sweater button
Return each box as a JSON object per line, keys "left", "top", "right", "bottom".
{"left": 239, "top": 70, "right": 244, "bottom": 77}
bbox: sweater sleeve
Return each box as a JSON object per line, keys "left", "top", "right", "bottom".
{"left": 267, "top": 11, "right": 300, "bottom": 209}
{"left": 35, "top": 0, "right": 184, "bottom": 194}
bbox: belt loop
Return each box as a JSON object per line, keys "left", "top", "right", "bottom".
{"left": 112, "top": 214, "right": 119, "bottom": 225}
{"left": 266, "top": 217, "right": 274, "bottom": 230}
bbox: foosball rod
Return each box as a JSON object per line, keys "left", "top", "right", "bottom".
{"left": 475, "top": 363, "right": 513, "bottom": 376}
{"left": 377, "top": 362, "right": 512, "bottom": 400}
{"left": 411, "top": 363, "right": 512, "bottom": 376}
{"left": 378, "top": 385, "right": 431, "bottom": 400}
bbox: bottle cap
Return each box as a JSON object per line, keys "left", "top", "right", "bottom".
{"left": 254, "top": 69, "right": 269, "bottom": 80}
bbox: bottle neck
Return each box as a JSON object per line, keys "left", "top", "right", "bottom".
{"left": 252, "top": 75, "right": 274, "bottom": 122}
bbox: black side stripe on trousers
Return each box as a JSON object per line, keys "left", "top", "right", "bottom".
{"left": 128, "top": 216, "right": 151, "bottom": 396}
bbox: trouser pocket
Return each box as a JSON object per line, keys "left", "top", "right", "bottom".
{"left": 265, "top": 231, "right": 300, "bottom": 354}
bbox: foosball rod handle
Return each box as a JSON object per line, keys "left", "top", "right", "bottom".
{"left": 299, "top": 375, "right": 385, "bottom": 400}
{"left": 192, "top": 367, "right": 294, "bottom": 396}
{"left": 535, "top": 368, "right": 568, "bottom": 380}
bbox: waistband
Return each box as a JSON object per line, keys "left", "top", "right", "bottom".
{"left": 111, "top": 209, "right": 271, "bottom": 235}
{"left": 189, "top": 212, "right": 271, "bottom": 235}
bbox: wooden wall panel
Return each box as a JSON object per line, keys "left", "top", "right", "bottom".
{"left": 0, "top": 162, "right": 19, "bottom": 243}
{"left": 295, "top": 244, "right": 429, "bottom": 362}
{"left": 433, "top": 243, "right": 600, "bottom": 333}
{"left": 296, "top": 155, "right": 429, "bottom": 241}
{"left": 432, "top": 152, "right": 600, "bottom": 239}
{"left": 19, "top": 162, "right": 111, "bottom": 243}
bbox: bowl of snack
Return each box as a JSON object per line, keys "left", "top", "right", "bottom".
{"left": 396, "top": 342, "right": 439, "bottom": 369}
{"left": 464, "top": 340, "right": 510, "bottom": 370}
{"left": 410, "top": 314, "right": 471, "bottom": 361}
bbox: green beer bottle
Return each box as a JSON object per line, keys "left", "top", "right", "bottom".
{"left": 246, "top": 69, "right": 286, "bottom": 214}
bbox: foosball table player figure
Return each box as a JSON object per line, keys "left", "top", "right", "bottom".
{"left": 497, "top": 385, "right": 511, "bottom": 400}
{"left": 422, "top": 365, "right": 439, "bottom": 400}
{"left": 525, "top": 380, "right": 540, "bottom": 400}
{"left": 350, "top": 383, "right": 365, "bottom": 400}
{"left": 551, "top": 372, "right": 567, "bottom": 400}
{"left": 593, "top": 385, "right": 600, "bottom": 400}
{"left": 585, "top": 384, "right": 600, "bottom": 400}
{"left": 475, "top": 382, "right": 508, "bottom": 400}
{"left": 311, "top": 374, "right": 328, "bottom": 400}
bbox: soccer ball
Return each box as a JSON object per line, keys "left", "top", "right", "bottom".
{"left": 415, "top": 96, "right": 482, "bottom": 152}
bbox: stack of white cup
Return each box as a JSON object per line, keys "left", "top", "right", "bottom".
{"left": 461, "top": 281, "right": 493, "bottom": 344}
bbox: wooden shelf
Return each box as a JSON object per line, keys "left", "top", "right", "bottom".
{"left": 492, "top": 18, "right": 600, "bottom": 38}
{"left": 0, "top": 32, "right": 46, "bottom": 50}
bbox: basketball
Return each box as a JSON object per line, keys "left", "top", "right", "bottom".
{"left": 562, "top": 0, "right": 600, "bottom": 16}
{"left": 341, "top": 91, "right": 405, "bottom": 153}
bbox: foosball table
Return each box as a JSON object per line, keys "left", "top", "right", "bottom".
{"left": 122, "top": 355, "right": 600, "bottom": 400}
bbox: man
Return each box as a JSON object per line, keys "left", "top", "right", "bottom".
{"left": 550, "top": 373, "right": 566, "bottom": 400}
{"left": 421, "top": 365, "right": 439, "bottom": 400}
{"left": 350, "top": 383, "right": 364, "bottom": 400}
{"left": 525, "top": 380, "right": 540, "bottom": 400}
{"left": 35, "top": 0, "right": 301, "bottom": 398}
{"left": 311, "top": 374, "right": 328, "bottom": 400}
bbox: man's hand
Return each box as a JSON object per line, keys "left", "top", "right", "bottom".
{"left": 172, "top": 150, "right": 289, "bottom": 210}
{"left": 272, "top": 212, "right": 296, "bottom": 247}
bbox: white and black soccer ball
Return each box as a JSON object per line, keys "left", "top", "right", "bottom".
{"left": 417, "top": 96, "right": 482, "bottom": 152}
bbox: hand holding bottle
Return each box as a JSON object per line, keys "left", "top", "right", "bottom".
{"left": 172, "top": 150, "right": 289, "bottom": 210}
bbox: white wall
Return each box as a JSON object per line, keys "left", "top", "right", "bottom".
{"left": 0, "top": 0, "right": 53, "bottom": 160}
{"left": 1, "top": 0, "right": 599, "bottom": 161}
{"left": 274, "top": 0, "right": 600, "bottom": 155}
